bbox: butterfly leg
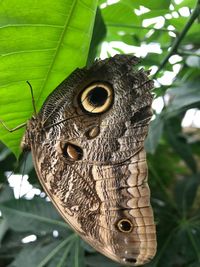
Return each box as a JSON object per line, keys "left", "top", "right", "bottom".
{"left": 0, "top": 119, "right": 26, "bottom": 132}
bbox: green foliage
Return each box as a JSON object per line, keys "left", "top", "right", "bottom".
{"left": 0, "top": 0, "right": 98, "bottom": 156}
{"left": 0, "top": 0, "right": 200, "bottom": 267}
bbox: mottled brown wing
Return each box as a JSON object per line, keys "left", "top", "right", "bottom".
{"left": 23, "top": 55, "right": 157, "bottom": 266}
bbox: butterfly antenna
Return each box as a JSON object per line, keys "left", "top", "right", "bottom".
{"left": 26, "top": 81, "right": 37, "bottom": 116}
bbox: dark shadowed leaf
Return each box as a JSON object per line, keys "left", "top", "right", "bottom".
{"left": 0, "top": 218, "right": 9, "bottom": 244}
{"left": 71, "top": 237, "right": 85, "bottom": 267}
{"left": 174, "top": 174, "right": 200, "bottom": 214}
{"left": 165, "top": 118, "right": 197, "bottom": 173}
{"left": 166, "top": 81, "right": 200, "bottom": 116}
{"left": 0, "top": 185, "right": 14, "bottom": 203}
{"left": 8, "top": 238, "right": 75, "bottom": 267}
{"left": 0, "top": 198, "right": 67, "bottom": 233}
{"left": 145, "top": 114, "right": 164, "bottom": 154}
{"left": 87, "top": 8, "right": 106, "bottom": 65}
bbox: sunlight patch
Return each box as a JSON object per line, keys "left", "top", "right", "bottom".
{"left": 6, "top": 173, "right": 41, "bottom": 199}
{"left": 22, "top": 234, "right": 37, "bottom": 244}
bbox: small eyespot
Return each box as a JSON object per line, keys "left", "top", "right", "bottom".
{"left": 63, "top": 143, "right": 83, "bottom": 161}
{"left": 124, "top": 258, "right": 137, "bottom": 264}
{"left": 85, "top": 126, "right": 100, "bottom": 139}
{"left": 116, "top": 219, "right": 133, "bottom": 233}
{"left": 79, "top": 83, "right": 113, "bottom": 114}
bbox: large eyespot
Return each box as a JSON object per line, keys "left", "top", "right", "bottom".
{"left": 80, "top": 83, "right": 113, "bottom": 114}
{"left": 116, "top": 219, "right": 133, "bottom": 233}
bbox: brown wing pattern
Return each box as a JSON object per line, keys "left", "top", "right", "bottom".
{"left": 23, "top": 54, "right": 156, "bottom": 266}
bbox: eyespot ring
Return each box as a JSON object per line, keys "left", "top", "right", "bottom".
{"left": 79, "top": 82, "right": 113, "bottom": 114}
{"left": 116, "top": 219, "right": 133, "bottom": 233}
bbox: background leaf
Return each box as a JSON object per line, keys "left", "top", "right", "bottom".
{"left": 145, "top": 114, "right": 164, "bottom": 154}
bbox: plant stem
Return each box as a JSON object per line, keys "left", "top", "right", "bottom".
{"left": 153, "top": 0, "right": 200, "bottom": 78}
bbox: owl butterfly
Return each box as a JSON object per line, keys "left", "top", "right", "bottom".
{"left": 16, "top": 55, "right": 156, "bottom": 266}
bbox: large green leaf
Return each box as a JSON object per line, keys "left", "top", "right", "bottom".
{"left": 0, "top": 0, "right": 98, "bottom": 157}
{"left": 101, "top": 2, "right": 140, "bottom": 28}
{"left": 123, "top": 0, "right": 171, "bottom": 10}
{"left": 175, "top": 0, "right": 196, "bottom": 8}
{"left": 139, "top": 0, "right": 171, "bottom": 9}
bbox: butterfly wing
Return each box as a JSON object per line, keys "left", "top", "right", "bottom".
{"left": 25, "top": 55, "right": 156, "bottom": 266}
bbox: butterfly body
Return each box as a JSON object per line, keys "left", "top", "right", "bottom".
{"left": 22, "top": 55, "right": 156, "bottom": 266}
